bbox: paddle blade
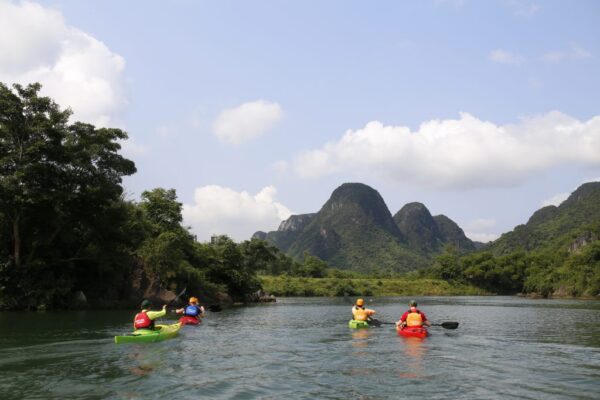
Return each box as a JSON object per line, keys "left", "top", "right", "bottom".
{"left": 439, "top": 321, "right": 459, "bottom": 329}
{"left": 208, "top": 304, "right": 222, "bottom": 312}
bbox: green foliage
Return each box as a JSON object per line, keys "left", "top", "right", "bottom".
{"left": 0, "top": 82, "right": 274, "bottom": 309}
{"left": 0, "top": 82, "right": 136, "bottom": 308}
{"left": 260, "top": 275, "right": 488, "bottom": 297}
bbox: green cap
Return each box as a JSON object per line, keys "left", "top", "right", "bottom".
{"left": 141, "top": 299, "right": 152, "bottom": 309}
{"left": 409, "top": 300, "right": 417, "bottom": 307}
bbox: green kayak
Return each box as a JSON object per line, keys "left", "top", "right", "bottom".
{"left": 114, "top": 322, "right": 182, "bottom": 344}
{"left": 348, "top": 319, "right": 370, "bottom": 329}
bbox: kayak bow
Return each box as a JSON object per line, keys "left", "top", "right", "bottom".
{"left": 396, "top": 325, "right": 429, "bottom": 339}
{"left": 114, "top": 322, "right": 182, "bottom": 344}
{"left": 179, "top": 315, "right": 201, "bottom": 325}
{"left": 348, "top": 319, "right": 370, "bottom": 329}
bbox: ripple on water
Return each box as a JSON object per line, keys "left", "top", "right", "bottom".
{"left": 1, "top": 297, "right": 599, "bottom": 399}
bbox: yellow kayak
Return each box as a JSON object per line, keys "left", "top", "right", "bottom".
{"left": 114, "top": 322, "right": 182, "bottom": 344}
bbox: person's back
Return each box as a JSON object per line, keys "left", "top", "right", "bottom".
{"left": 176, "top": 296, "right": 205, "bottom": 319}
{"left": 134, "top": 300, "right": 166, "bottom": 330}
{"left": 352, "top": 298, "right": 375, "bottom": 321}
{"left": 396, "top": 300, "right": 430, "bottom": 328}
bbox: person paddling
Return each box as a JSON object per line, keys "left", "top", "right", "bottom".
{"left": 352, "top": 298, "right": 376, "bottom": 323}
{"left": 395, "top": 300, "right": 431, "bottom": 329}
{"left": 176, "top": 296, "right": 205, "bottom": 322}
{"left": 134, "top": 300, "right": 166, "bottom": 331}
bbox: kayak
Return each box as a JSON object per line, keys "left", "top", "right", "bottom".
{"left": 348, "top": 319, "right": 370, "bottom": 329}
{"left": 114, "top": 322, "right": 182, "bottom": 344}
{"left": 179, "top": 316, "right": 201, "bottom": 325}
{"left": 397, "top": 325, "right": 428, "bottom": 339}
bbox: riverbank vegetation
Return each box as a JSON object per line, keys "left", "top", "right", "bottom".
{"left": 0, "top": 83, "right": 284, "bottom": 310}
{"left": 427, "top": 231, "right": 600, "bottom": 298}
{"left": 260, "top": 274, "right": 488, "bottom": 297}
{"left": 2, "top": 82, "right": 597, "bottom": 309}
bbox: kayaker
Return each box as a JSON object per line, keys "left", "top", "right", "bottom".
{"left": 176, "top": 296, "right": 205, "bottom": 321}
{"left": 134, "top": 300, "right": 166, "bottom": 330}
{"left": 352, "top": 298, "right": 376, "bottom": 321}
{"left": 396, "top": 300, "right": 431, "bottom": 329}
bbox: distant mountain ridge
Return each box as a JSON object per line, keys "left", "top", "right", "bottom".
{"left": 488, "top": 182, "right": 600, "bottom": 255}
{"left": 253, "top": 182, "right": 475, "bottom": 272}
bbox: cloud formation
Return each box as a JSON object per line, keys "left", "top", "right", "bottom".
{"left": 464, "top": 218, "right": 499, "bottom": 243}
{"left": 182, "top": 185, "right": 292, "bottom": 242}
{"left": 293, "top": 112, "right": 600, "bottom": 189}
{"left": 0, "top": 0, "right": 127, "bottom": 126}
{"left": 213, "top": 100, "right": 283, "bottom": 145}
{"left": 489, "top": 49, "right": 524, "bottom": 65}
{"left": 542, "top": 43, "right": 592, "bottom": 63}
{"left": 540, "top": 192, "right": 569, "bottom": 207}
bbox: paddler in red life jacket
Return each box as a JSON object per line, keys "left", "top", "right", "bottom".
{"left": 134, "top": 299, "right": 166, "bottom": 330}
{"left": 352, "top": 298, "right": 376, "bottom": 321}
{"left": 396, "top": 300, "right": 431, "bottom": 329}
{"left": 176, "top": 296, "right": 205, "bottom": 321}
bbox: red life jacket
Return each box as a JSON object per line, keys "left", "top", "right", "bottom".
{"left": 134, "top": 311, "right": 154, "bottom": 330}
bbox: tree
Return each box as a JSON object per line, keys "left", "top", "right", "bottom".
{"left": 140, "top": 188, "right": 182, "bottom": 233}
{"left": 0, "top": 82, "right": 136, "bottom": 308}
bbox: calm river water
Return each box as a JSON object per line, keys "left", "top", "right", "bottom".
{"left": 0, "top": 296, "right": 599, "bottom": 399}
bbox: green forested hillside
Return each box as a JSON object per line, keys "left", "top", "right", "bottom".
{"left": 286, "top": 183, "right": 426, "bottom": 273}
{"left": 428, "top": 182, "right": 600, "bottom": 297}
{"left": 256, "top": 183, "right": 476, "bottom": 273}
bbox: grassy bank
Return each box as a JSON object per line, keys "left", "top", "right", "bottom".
{"left": 260, "top": 275, "right": 489, "bottom": 297}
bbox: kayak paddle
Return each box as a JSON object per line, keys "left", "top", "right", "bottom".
{"left": 167, "top": 287, "right": 187, "bottom": 307}
{"left": 431, "top": 321, "right": 459, "bottom": 329}
{"left": 377, "top": 321, "right": 459, "bottom": 329}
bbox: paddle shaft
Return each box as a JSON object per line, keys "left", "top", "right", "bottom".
{"left": 167, "top": 287, "right": 187, "bottom": 307}
{"left": 377, "top": 321, "right": 459, "bottom": 329}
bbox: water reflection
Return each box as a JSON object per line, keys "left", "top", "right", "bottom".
{"left": 396, "top": 335, "right": 427, "bottom": 379}
{"left": 0, "top": 297, "right": 598, "bottom": 399}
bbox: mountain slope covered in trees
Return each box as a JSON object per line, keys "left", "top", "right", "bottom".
{"left": 255, "top": 183, "right": 476, "bottom": 272}
{"left": 429, "top": 182, "right": 600, "bottom": 297}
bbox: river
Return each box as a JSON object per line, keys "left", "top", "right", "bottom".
{"left": 0, "top": 296, "right": 599, "bottom": 399}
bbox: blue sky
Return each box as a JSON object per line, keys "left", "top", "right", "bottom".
{"left": 1, "top": 0, "right": 599, "bottom": 242}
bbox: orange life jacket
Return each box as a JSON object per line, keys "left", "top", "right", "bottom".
{"left": 405, "top": 310, "right": 423, "bottom": 327}
{"left": 352, "top": 306, "right": 374, "bottom": 321}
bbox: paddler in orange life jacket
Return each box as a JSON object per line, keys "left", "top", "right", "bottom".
{"left": 352, "top": 298, "right": 376, "bottom": 321}
{"left": 133, "top": 300, "right": 166, "bottom": 330}
{"left": 176, "top": 296, "right": 205, "bottom": 321}
{"left": 396, "top": 300, "right": 431, "bottom": 329}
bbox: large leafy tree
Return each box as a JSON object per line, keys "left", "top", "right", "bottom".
{"left": 0, "top": 82, "right": 136, "bottom": 308}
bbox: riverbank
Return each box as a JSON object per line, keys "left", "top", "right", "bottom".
{"left": 260, "top": 275, "right": 489, "bottom": 297}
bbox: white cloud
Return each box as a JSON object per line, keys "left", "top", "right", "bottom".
{"left": 465, "top": 232, "right": 500, "bottom": 243}
{"left": 213, "top": 100, "right": 283, "bottom": 145}
{"left": 464, "top": 219, "right": 499, "bottom": 243}
{"left": 542, "top": 43, "right": 592, "bottom": 63}
{"left": 182, "top": 185, "right": 292, "bottom": 242}
{"left": 541, "top": 192, "right": 569, "bottom": 207}
{"left": 489, "top": 49, "right": 524, "bottom": 65}
{"left": 0, "top": 0, "right": 127, "bottom": 127}
{"left": 541, "top": 177, "right": 600, "bottom": 207}
{"left": 293, "top": 111, "right": 600, "bottom": 189}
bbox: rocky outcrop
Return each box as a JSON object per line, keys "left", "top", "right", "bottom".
{"left": 245, "top": 290, "right": 276, "bottom": 303}
{"left": 568, "top": 231, "right": 598, "bottom": 253}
